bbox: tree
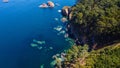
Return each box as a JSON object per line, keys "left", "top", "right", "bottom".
{"left": 69, "top": 0, "right": 120, "bottom": 46}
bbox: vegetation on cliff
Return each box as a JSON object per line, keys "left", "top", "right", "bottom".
{"left": 68, "top": 0, "right": 120, "bottom": 46}
{"left": 85, "top": 43, "right": 120, "bottom": 68}
{"left": 52, "top": 0, "right": 120, "bottom": 68}
{"left": 54, "top": 43, "right": 120, "bottom": 68}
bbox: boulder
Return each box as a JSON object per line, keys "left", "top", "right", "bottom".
{"left": 61, "top": 17, "right": 68, "bottom": 23}
{"left": 61, "top": 6, "right": 71, "bottom": 16}
{"left": 47, "top": 1, "right": 55, "bottom": 7}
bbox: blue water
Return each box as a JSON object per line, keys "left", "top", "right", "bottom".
{"left": 0, "top": 0, "right": 75, "bottom": 68}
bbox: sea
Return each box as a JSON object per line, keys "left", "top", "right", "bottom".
{"left": 0, "top": 0, "right": 75, "bottom": 68}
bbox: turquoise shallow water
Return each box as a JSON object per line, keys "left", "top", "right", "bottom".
{"left": 0, "top": 0, "right": 75, "bottom": 68}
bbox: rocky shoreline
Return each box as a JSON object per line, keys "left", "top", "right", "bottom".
{"left": 61, "top": 2, "right": 120, "bottom": 49}
{"left": 61, "top": 6, "right": 86, "bottom": 46}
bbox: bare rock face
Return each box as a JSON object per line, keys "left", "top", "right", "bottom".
{"left": 47, "top": 1, "right": 55, "bottom": 7}
{"left": 68, "top": 12, "right": 73, "bottom": 20}
{"left": 3, "top": 0, "right": 9, "bottom": 3}
{"left": 61, "top": 6, "right": 71, "bottom": 17}
{"left": 61, "top": 6, "right": 73, "bottom": 20}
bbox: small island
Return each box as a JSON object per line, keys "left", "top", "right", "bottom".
{"left": 39, "top": 1, "right": 55, "bottom": 8}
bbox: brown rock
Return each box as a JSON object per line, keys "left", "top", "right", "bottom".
{"left": 61, "top": 17, "right": 68, "bottom": 23}
{"left": 61, "top": 6, "right": 71, "bottom": 16}
{"left": 47, "top": 1, "right": 55, "bottom": 7}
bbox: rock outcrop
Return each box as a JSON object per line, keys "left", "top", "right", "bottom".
{"left": 39, "top": 1, "right": 55, "bottom": 8}
{"left": 61, "top": 17, "right": 68, "bottom": 23}
{"left": 61, "top": 6, "right": 72, "bottom": 20}
{"left": 47, "top": 1, "right": 55, "bottom": 7}
{"left": 61, "top": 6, "right": 71, "bottom": 16}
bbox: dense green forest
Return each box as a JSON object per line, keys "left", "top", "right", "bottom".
{"left": 60, "top": 43, "right": 120, "bottom": 68}
{"left": 67, "top": 0, "right": 120, "bottom": 46}
{"left": 52, "top": 43, "right": 120, "bottom": 68}
{"left": 51, "top": 0, "right": 120, "bottom": 68}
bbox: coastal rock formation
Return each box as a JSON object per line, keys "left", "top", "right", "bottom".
{"left": 39, "top": 3, "right": 48, "bottom": 8}
{"left": 61, "top": 6, "right": 71, "bottom": 17}
{"left": 61, "top": 6, "right": 73, "bottom": 20}
{"left": 61, "top": 17, "right": 67, "bottom": 23}
{"left": 68, "top": 12, "right": 73, "bottom": 20}
{"left": 47, "top": 1, "right": 55, "bottom": 7}
{"left": 3, "top": 0, "right": 9, "bottom": 3}
{"left": 65, "top": 0, "right": 120, "bottom": 46}
{"left": 54, "top": 26, "right": 63, "bottom": 31}
{"left": 39, "top": 1, "right": 55, "bottom": 8}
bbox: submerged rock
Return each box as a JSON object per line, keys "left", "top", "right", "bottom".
{"left": 47, "top": 1, "right": 55, "bottom": 7}
{"left": 30, "top": 43, "right": 38, "bottom": 47}
{"left": 38, "top": 46, "right": 43, "bottom": 50}
{"left": 40, "top": 64, "right": 44, "bottom": 68}
{"left": 56, "top": 54, "right": 60, "bottom": 57}
{"left": 52, "top": 55, "right": 57, "bottom": 59}
{"left": 50, "top": 60, "right": 57, "bottom": 66}
{"left": 39, "top": 3, "right": 48, "bottom": 8}
{"left": 54, "top": 18, "right": 59, "bottom": 21}
{"left": 37, "top": 41, "right": 45, "bottom": 45}
{"left": 60, "top": 30, "right": 65, "bottom": 34}
{"left": 3, "top": 0, "right": 9, "bottom": 3}
{"left": 57, "top": 30, "right": 66, "bottom": 35}
{"left": 64, "top": 33, "right": 69, "bottom": 38}
{"left": 33, "top": 39, "right": 45, "bottom": 45}
{"left": 58, "top": 10, "right": 61, "bottom": 13}
{"left": 54, "top": 26, "right": 62, "bottom": 31}
{"left": 49, "top": 47, "right": 53, "bottom": 50}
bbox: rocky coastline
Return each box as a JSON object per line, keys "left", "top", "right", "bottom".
{"left": 61, "top": 2, "right": 120, "bottom": 49}
{"left": 51, "top": 0, "right": 120, "bottom": 67}
{"left": 61, "top": 6, "right": 87, "bottom": 46}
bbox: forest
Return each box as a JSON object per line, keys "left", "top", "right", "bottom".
{"left": 61, "top": 43, "right": 120, "bottom": 68}
{"left": 67, "top": 0, "right": 120, "bottom": 47}
{"left": 52, "top": 0, "right": 120, "bottom": 68}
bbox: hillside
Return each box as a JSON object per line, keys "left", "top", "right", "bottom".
{"left": 61, "top": 43, "right": 120, "bottom": 68}
{"left": 51, "top": 0, "right": 120, "bottom": 67}
{"left": 66, "top": 0, "right": 120, "bottom": 47}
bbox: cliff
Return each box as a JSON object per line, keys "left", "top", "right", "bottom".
{"left": 63, "top": 0, "right": 120, "bottom": 47}
{"left": 61, "top": 43, "right": 120, "bottom": 68}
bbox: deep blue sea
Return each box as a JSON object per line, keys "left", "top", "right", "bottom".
{"left": 0, "top": 0, "right": 75, "bottom": 68}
